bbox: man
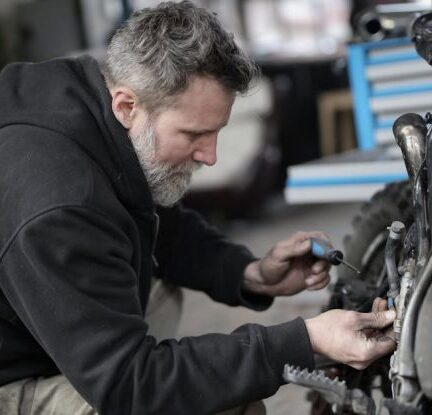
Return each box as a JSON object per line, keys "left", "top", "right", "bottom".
{"left": 0, "top": 2, "right": 395, "bottom": 414}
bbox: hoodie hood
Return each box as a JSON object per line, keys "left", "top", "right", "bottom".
{"left": 0, "top": 55, "right": 153, "bottom": 213}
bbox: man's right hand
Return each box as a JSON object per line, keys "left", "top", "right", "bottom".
{"left": 305, "top": 298, "right": 396, "bottom": 370}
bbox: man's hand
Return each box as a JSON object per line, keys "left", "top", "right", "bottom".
{"left": 243, "top": 231, "right": 331, "bottom": 296}
{"left": 305, "top": 298, "right": 396, "bottom": 370}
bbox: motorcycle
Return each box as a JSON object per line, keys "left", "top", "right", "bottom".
{"left": 283, "top": 12, "right": 432, "bottom": 415}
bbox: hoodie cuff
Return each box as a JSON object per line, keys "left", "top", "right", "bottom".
{"left": 262, "top": 317, "right": 315, "bottom": 384}
{"left": 239, "top": 286, "right": 273, "bottom": 311}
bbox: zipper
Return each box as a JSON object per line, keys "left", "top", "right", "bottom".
{"left": 151, "top": 212, "right": 160, "bottom": 268}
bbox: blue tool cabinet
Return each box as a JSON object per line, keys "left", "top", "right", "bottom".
{"left": 349, "top": 37, "right": 432, "bottom": 150}
{"left": 285, "top": 37, "right": 432, "bottom": 204}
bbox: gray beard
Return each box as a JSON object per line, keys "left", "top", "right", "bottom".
{"left": 129, "top": 122, "right": 201, "bottom": 207}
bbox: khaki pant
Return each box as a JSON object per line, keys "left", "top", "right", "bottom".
{"left": 0, "top": 375, "right": 265, "bottom": 415}
{"left": 0, "top": 281, "right": 266, "bottom": 415}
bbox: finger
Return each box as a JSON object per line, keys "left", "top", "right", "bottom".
{"left": 271, "top": 239, "right": 310, "bottom": 262}
{"left": 372, "top": 297, "right": 386, "bottom": 313}
{"left": 362, "top": 328, "right": 375, "bottom": 337}
{"left": 377, "top": 298, "right": 388, "bottom": 312}
{"left": 307, "top": 275, "right": 330, "bottom": 291}
{"left": 366, "top": 335, "right": 397, "bottom": 360}
{"left": 276, "top": 231, "right": 331, "bottom": 259}
{"left": 290, "top": 238, "right": 311, "bottom": 257}
{"left": 306, "top": 272, "right": 330, "bottom": 289}
{"left": 301, "top": 231, "right": 331, "bottom": 243}
{"left": 311, "top": 260, "right": 330, "bottom": 274}
{"left": 371, "top": 297, "right": 380, "bottom": 313}
{"left": 383, "top": 326, "right": 396, "bottom": 341}
{"left": 348, "top": 335, "right": 396, "bottom": 369}
{"left": 364, "top": 303, "right": 393, "bottom": 338}
{"left": 357, "top": 309, "right": 396, "bottom": 330}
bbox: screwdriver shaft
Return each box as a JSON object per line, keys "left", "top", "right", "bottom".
{"left": 310, "top": 238, "right": 361, "bottom": 274}
{"left": 339, "top": 258, "right": 361, "bottom": 274}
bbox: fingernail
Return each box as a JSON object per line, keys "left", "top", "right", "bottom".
{"left": 385, "top": 310, "right": 396, "bottom": 320}
{"left": 312, "top": 264, "right": 322, "bottom": 273}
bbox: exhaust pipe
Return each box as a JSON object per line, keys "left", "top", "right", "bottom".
{"left": 394, "top": 113, "right": 429, "bottom": 271}
{"left": 393, "top": 113, "right": 427, "bottom": 183}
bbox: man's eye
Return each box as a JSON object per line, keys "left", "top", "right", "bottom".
{"left": 187, "top": 132, "right": 203, "bottom": 140}
{"left": 181, "top": 130, "right": 214, "bottom": 141}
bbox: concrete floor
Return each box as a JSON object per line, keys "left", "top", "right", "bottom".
{"left": 176, "top": 199, "right": 364, "bottom": 415}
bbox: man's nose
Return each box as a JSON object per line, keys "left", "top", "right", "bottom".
{"left": 193, "top": 136, "right": 217, "bottom": 166}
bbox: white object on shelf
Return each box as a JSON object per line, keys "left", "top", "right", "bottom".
{"left": 285, "top": 146, "right": 408, "bottom": 204}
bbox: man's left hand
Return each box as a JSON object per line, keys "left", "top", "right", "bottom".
{"left": 242, "top": 231, "right": 331, "bottom": 297}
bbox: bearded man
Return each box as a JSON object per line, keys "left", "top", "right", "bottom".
{"left": 0, "top": 2, "right": 396, "bottom": 414}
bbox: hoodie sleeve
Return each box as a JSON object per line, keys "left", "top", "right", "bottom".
{"left": 0, "top": 206, "right": 314, "bottom": 415}
{"left": 155, "top": 205, "right": 273, "bottom": 310}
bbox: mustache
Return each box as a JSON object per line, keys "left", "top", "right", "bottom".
{"left": 168, "top": 160, "right": 203, "bottom": 175}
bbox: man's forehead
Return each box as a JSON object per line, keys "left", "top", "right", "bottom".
{"left": 172, "top": 76, "right": 234, "bottom": 106}
{"left": 155, "top": 78, "right": 235, "bottom": 129}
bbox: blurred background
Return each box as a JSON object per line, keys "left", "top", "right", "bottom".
{"left": 1, "top": 0, "right": 431, "bottom": 413}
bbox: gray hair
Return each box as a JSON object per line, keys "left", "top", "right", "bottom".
{"left": 104, "top": 0, "right": 260, "bottom": 112}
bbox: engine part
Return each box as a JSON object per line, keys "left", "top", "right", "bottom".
{"left": 393, "top": 113, "right": 429, "bottom": 272}
{"left": 385, "top": 221, "right": 405, "bottom": 302}
{"left": 392, "top": 254, "right": 432, "bottom": 404}
{"left": 393, "top": 114, "right": 427, "bottom": 185}
{"left": 404, "top": 224, "right": 417, "bottom": 257}
{"left": 413, "top": 174, "right": 429, "bottom": 272}
{"left": 394, "top": 258, "right": 415, "bottom": 342}
{"left": 415, "top": 283, "right": 432, "bottom": 400}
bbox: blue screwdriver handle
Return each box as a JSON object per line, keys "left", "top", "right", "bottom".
{"left": 310, "top": 238, "right": 332, "bottom": 258}
{"left": 311, "top": 238, "right": 329, "bottom": 258}
{"left": 310, "top": 238, "right": 360, "bottom": 273}
{"left": 310, "top": 238, "right": 343, "bottom": 265}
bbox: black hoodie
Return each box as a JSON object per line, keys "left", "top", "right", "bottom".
{"left": 0, "top": 56, "right": 314, "bottom": 414}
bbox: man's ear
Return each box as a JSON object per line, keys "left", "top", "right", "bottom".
{"left": 110, "top": 87, "right": 142, "bottom": 129}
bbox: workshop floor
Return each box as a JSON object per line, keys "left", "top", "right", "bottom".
{"left": 176, "top": 198, "right": 364, "bottom": 415}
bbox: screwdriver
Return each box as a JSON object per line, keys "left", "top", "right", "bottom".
{"left": 310, "top": 237, "right": 360, "bottom": 274}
